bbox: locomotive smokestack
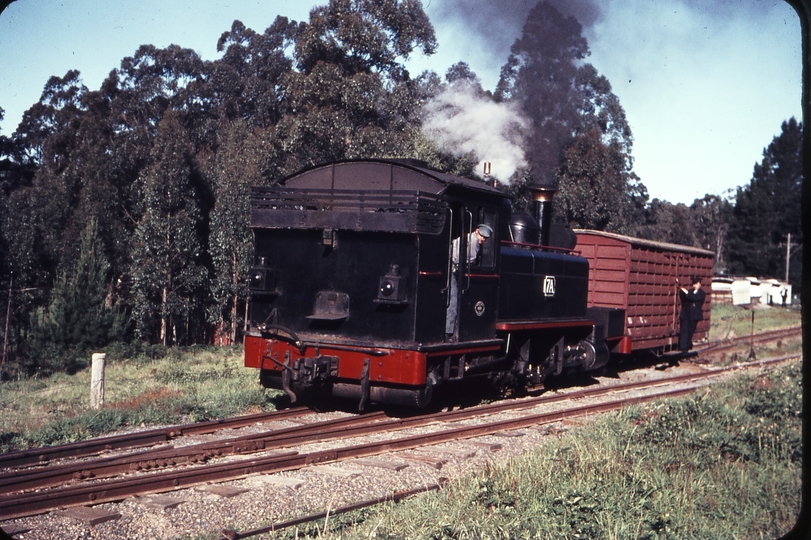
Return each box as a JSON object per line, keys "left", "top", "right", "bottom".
{"left": 483, "top": 161, "right": 494, "bottom": 186}
{"left": 529, "top": 184, "right": 557, "bottom": 247}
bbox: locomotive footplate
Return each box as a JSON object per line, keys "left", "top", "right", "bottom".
{"left": 494, "top": 318, "right": 595, "bottom": 332}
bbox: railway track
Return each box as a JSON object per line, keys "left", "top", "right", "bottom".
{"left": 3, "top": 326, "right": 797, "bottom": 470}
{"left": 0, "top": 353, "right": 797, "bottom": 522}
{"left": 696, "top": 325, "right": 802, "bottom": 358}
{"left": 0, "top": 406, "right": 313, "bottom": 469}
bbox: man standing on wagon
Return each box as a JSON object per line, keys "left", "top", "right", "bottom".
{"left": 678, "top": 277, "right": 706, "bottom": 352}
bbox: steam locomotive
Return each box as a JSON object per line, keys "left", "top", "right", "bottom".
{"left": 243, "top": 159, "right": 712, "bottom": 409}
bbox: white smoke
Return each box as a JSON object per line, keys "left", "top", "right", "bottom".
{"left": 420, "top": 83, "right": 530, "bottom": 183}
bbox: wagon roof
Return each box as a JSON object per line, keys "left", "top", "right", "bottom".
{"left": 278, "top": 159, "right": 506, "bottom": 198}
{"left": 574, "top": 229, "right": 715, "bottom": 258}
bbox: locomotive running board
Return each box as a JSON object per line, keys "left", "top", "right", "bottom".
{"left": 495, "top": 319, "right": 595, "bottom": 331}
{"left": 416, "top": 339, "right": 504, "bottom": 355}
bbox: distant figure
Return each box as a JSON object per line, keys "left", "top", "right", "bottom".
{"left": 679, "top": 277, "right": 706, "bottom": 352}
{"left": 781, "top": 288, "right": 788, "bottom": 307}
{"left": 446, "top": 224, "right": 493, "bottom": 338}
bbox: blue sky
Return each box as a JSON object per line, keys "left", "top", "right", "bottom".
{"left": 0, "top": 0, "right": 802, "bottom": 204}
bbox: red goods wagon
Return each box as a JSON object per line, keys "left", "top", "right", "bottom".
{"left": 574, "top": 230, "right": 714, "bottom": 354}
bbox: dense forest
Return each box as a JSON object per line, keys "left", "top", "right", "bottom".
{"left": 0, "top": 0, "right": 802, "bottom": 375}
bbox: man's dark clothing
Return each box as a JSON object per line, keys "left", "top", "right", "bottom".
{"left": 678, "top": 287, "right": 706, "bottom": 351}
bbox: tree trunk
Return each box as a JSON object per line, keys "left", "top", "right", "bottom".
{"left": 2, "top": 275, "right": 12, "bottom": 366}
{"left": 161, "top": 286, "right": 167, "bottom": 346}
{"left": 231, "top": 249, "right": 238, "bottom": 344}
{"left": 714, "top": 224, "right": 727, "bottom": 274}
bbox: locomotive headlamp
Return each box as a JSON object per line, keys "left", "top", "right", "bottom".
{"left": 379, "top": 280, "right": 396, "bottom": 297}
{"left": 248, "top": 256, "right": 276, "bottom": 293}
{"left": 249, "top": 270, "right": 265, "bottom": 289}
{"left": 374, "top": 264, "right": 407, "bottom": 304}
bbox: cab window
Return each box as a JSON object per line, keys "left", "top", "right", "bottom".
{"left": 474, "top": 208, "right": 497, "bottom": 270}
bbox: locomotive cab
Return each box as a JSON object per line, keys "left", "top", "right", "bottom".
{"left": 244, "top": 160, "right": 507, "bottom": 408}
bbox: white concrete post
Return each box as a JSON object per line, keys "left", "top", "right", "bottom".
{"left": 91, "top": 353, "right": 106, "bottom": 409}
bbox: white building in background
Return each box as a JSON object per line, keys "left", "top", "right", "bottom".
{"left": 712, "top": 276, "right": 792, "bottom": 307}
{"left": 733, "top": 279, "right": 753, "bottom": 306}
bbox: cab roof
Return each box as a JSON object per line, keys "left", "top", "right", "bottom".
{"left": 279, "top": 159, "right": 506, "bottom": 198}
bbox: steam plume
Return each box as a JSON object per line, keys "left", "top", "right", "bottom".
{"left": 421, "top": 83, "right": 529, "bottom": 183}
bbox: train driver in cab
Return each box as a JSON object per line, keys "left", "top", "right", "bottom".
{"left": 452, "top": 223, "right": 493, "bottom": 269}
{"left": 446, "top": 224, "right": 493, "bottom": 338}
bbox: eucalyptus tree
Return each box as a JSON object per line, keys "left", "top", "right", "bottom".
{"left": 271, "top": 0, "right": 438, "bottom": 175}
{"left": 689, "top": 194, "right": 733, "bottom": 273}
{"left": 211, "top": 18, "right": 299, "bottom": 130}
{"left": 496, "top": 1, "right": 646, "bottom": 231}
{"left": 631, "top": 199, "right": 687, "bottom": 245}
{"left": 14, "top": 70, "right": 88, "bottom": 168}
{"left": 204, "top": 119, "right": 262, "bottom": 344}
{"left": 0, "top": 70, "right": 92, "bottom": 314}
{"left": 130, "top": 111, "right": 207, "bottom": 345}
{"left": 0, "top": 106, "right": 35, "bottom": 194}
{"left": 554, "top": 127, "right": 645, "bottom": 233}
{"left": 2, "top": 45, "right": 211, "bottom": 339}
{"left": 495, "top": 2, "right": 588, "bottom": 185}
{"left": 200, "top": 0, "right": 444, "bottom": 342}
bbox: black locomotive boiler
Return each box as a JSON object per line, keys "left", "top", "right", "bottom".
{"left": 244, "top": 159, "right": 622, "bottom": 409}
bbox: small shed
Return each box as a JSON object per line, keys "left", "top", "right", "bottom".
{"left": 574, "top": 230, "right": 714, "bottom": 353}
{"left": 711, "top": 277, "right": 734, "bottom": 305}
{"left": 731, "top": 279, "right": 752, "bottom": 305}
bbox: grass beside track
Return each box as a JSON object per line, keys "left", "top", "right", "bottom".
{"left": 263, "top": 359, "right": 802, "bottom": 540}
{"left": 0, "top": 345, "right": 283, "bottom": 453}
{"left": 0, "top": 305, "right": 803, "bottom": 538}
{"left": 710, "top": 303, "right": 801, "bottom": 341}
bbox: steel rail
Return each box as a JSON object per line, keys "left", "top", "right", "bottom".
{"left": 5, "top": 352, "right": 797, "bottom": 522}
{"left": 0, "top": 365, "right": 725, "bottom": 494}
{"left": 2, "top": 354, "right": 799, "bottom": 520}
{"left": 3, "top": 326, "right": 797, "bottom": 471}
{"left": 0, "top": 411, "right": 390, "bottom": 493}
{"left": 698, "top": 325, "right": 802, "bottom": 354}
{"left": 0, "top": 406, "right": 312, "bottom": 469}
